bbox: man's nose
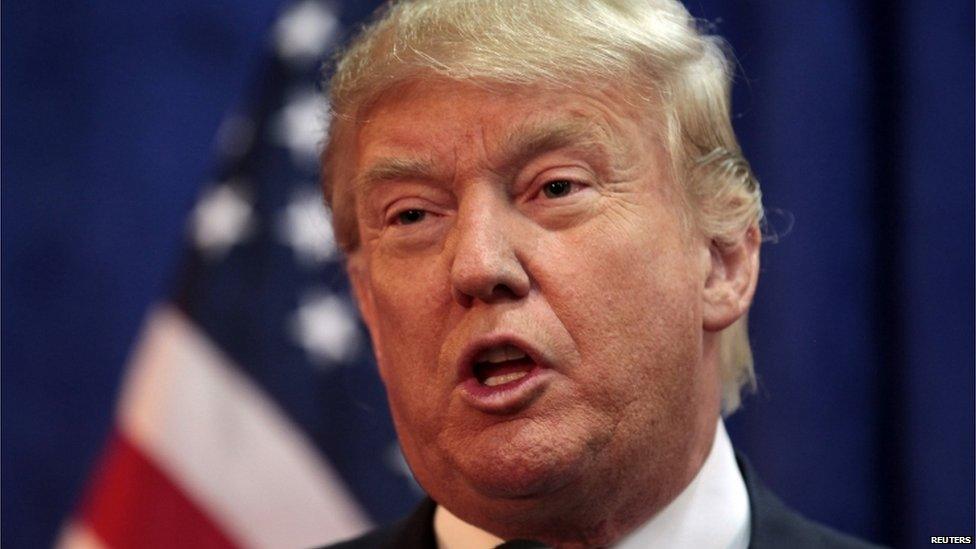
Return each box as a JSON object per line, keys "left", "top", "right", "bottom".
{"left": 449, "top": 197, "right": 531, "bottom": 307}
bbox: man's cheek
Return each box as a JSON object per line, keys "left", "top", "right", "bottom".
{"left": 385, "top": 376, "right": 435, "bottom": 441}
{"left": 372, "top": 283, "right": 426, "bottom": 339}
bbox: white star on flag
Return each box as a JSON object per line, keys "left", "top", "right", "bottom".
{"left": 273, "top": 1, "right": 340, "bottom": 65}
{"left": 189, "top": 182, "right": 255, "bottom": 260}
{"left": 276, "top": 186, "right": 337, "bottom": 266}
{"left": 289, "top": 290, "right": 360, "bottom": 367}
{"left": 272, "top": 88, "right": 330, "bottom": 167}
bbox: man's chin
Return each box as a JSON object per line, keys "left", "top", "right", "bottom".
{"left": 446, "top": 422, "right": 595, "bottom": 500}
{"left": 457, "top": 452, "right": 580, "bottom": 500}
{"left": 441, "top": 459, "right": 620, "bottom": 548}
{"left": 419, "top": 420, "right": 635, "bottom": 545}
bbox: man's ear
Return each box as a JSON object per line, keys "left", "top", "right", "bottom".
{"left": 347, "top": 252, "right": 392, "bottom": 382}
{"left": 702, "top": 225, "right": 761, "bottom": 332}
{"left": 346, "top": 252, "right": 377, "bottom": 333}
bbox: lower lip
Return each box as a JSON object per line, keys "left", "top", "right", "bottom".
{"left": 458, "top": 366, "right": 552, "bottom": 414}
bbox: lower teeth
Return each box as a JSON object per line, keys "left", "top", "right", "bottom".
{"left": 483, "top": 371, "right": 528, "bottom": 387}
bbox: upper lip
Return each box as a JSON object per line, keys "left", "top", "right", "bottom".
{"left": 456, "top": 333, "right": 549, "bottom": 383}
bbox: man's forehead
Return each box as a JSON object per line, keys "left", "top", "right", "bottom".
{"left": 352, "top": 88, "right": 650, "bottom": 191}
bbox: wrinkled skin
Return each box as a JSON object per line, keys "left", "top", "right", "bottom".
{"left": 338, "top": 79, "right": 758, "bottom": 547}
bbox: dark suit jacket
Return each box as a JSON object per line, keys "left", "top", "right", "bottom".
{"left": 326, "top": 456, "right": 884, "bottom": 549}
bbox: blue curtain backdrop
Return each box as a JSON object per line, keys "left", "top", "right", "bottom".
{"left": 2, "top": 1, "right": 972, "bottom": 548}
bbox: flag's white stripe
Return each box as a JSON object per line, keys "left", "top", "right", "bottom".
{"left": 55, "top": 522, "right": 109, "bottom": 549}
{"left": 118, "top": 305, "right": 371, "bottom": 549}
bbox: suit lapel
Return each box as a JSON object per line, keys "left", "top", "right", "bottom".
{"left": 386, "top": 497, "right": 438, "bottom": 549}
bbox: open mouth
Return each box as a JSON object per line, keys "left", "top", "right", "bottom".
{"left": 458, "top": 337, "right": 552, "bottom": 413}
{"left": 472, "top": 344, "right": 537, "bottom": 387}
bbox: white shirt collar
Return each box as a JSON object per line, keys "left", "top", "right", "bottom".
{"left": 433, "top": 420, "right": 750, "bottom": 549}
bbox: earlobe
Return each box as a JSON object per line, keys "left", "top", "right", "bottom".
{"left": 702, "top": 225, "right": 761, "bottom": 332}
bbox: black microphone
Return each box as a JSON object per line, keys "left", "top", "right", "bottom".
{"left": 493, "top": 540, "right": 549, "bottom": 549}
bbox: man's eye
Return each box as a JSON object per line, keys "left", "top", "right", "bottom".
{"left": 395, "top": 209, "right": 426, "bottom": 225}
{"left": 542, "top": 180, "right": 574, "bottom": 199}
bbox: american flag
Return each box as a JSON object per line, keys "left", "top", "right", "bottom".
{"left": 57, "top": 2, "right": 420, "bottom": 547}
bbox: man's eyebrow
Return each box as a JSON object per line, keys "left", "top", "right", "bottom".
{"left": 356, "top": 157, "right": 441, "bottom": 194}
{"left": 494, "top": 119, "right": 613, "bottom": 172}
{"left": 355, "top": 120, "right": 616, "bottom": 193}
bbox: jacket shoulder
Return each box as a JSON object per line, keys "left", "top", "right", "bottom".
{"left": 326, "top": 459, "right": 887, "bottom": 549}
{"left": 738, "top": 455, "right": 887, "bottom": 549}
{"left": 322, "top": 498, "right": 438, "bottom": 549}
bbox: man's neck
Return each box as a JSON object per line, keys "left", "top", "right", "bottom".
{"left": 434, "top": 420, "right": 750, "bottom": 549}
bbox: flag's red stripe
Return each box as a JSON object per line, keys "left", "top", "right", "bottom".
{"left": 78, "top": 432, "right": 238, "bottom": 549}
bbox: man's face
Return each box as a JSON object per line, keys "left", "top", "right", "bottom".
{"left": 344, "top": 79, "right": 723, "bottom": 541}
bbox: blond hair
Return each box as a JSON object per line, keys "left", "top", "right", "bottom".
{"left": 321, "top": 0, "right": 763, "bottom": 413}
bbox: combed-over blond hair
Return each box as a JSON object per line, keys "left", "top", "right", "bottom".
{"left": 321, "top": 0, "right": 763, "bottom": 413}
